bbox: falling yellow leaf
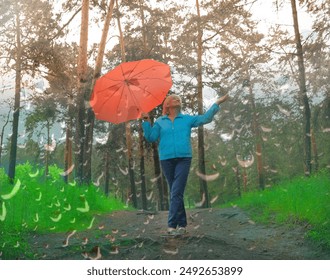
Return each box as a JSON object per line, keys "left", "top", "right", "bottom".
{"left": 210, "top": 195, "right": 219, "bottom": 204}
{"left": 69, "top": 180, "right": 76, "bottom": 186}
{"left": 195, "top": 170, "right": 219, "bottom": 181}
{"left": 88, "top": 246, "right": 102, "bottom": 260}
{"left": 50, "top": 213, "right": 62, "bottom": 222}
{"left": 87, "top": 217, "right": 95, "bottom": 229}
{"left": 0, "top": 202, "right": 6, "bottom": 221}
{"left": 60, "top": 164, "right": 75, "bottom": 177}
{"left": 77, "top": 200, "right": 90, "bottom": 213}
{"left": 35, "top": 192, "right": 42, "bottom": 201}
{"left": 110, "top": 246, "right": 119, "bottom": 255}
{"left": 62, "top": 230, "right": 77, "bottom": 247}
{"left": 33, "top": 213, "right": 39, "bottom": 223}
{"left": 29, "top": 170, "right": 39, "bottom": 177}
{"left": 163, "top": 248, "right": 179, "bottom": 255}
{"left": 64, "top": 204, "right": 71, "bottom": 211}
{"left": 1, "top": 179, "right": 21, "bottom": 200}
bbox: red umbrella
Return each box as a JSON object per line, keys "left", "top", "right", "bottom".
{"left": 90, "top": 59, "right": 172, "bottom": 124}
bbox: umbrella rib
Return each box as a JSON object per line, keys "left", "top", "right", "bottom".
{"left": 128, "top": 64, "right": 169, "bottom": 80}
{"left": 115, "top": 85, "right": 127, "bottom": 123}
{"left": 97, "top": 83, "right": 123, "bottom": 94}
{"left": 126, "top": 84, "right": 142, "bottom": 114}
{"left": 139, "top": 77, "right": 172, "bottom": 97}
{"left": 121, "top": 59, "right": 145, "bottom": 80}
{"left": 117, "top": 59, "right": 169, "bottom": 80}
{"left": 96, "top": 84, "right": 124, "bottom": 114}
{"left": 129, "top": 80, "right": 168, "bottom": 104}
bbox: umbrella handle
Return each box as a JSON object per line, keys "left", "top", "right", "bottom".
{"left": 141, "top": 113, "right": 150, "bottom": 121}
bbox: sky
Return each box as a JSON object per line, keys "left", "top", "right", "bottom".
{"left": 0, "top": 0, "right": 315, "bottom": 143}
{"left": 250, "top": 0, "right": 313, "bottom": 35}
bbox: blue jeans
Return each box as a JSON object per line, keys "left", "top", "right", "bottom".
{"left": 161, "top": 157, "right": 192, "bottom": 228}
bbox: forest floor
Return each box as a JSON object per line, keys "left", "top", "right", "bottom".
{"left": 27, "top": 207, "right": 330, "bottom": 260}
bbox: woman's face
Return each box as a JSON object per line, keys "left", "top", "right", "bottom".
{"left": 167, "top": 96, "right": 181, "bottom": 108}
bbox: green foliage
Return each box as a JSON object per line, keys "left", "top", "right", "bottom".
{"left": 0, "top": 163, "right": 128, "bottom": 259}
{"left": 221, "top": 171, "right": 330, "bottom": 248}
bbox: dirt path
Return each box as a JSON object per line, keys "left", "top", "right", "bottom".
{"left": 28, "top": 208, "right": 329, "bottom": 260}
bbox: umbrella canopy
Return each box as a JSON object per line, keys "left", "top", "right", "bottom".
{"left": 90, "top": 59, "right": 172, "bottom": 124}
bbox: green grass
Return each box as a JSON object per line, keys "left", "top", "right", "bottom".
{"left": 0, "top": 163, "right": 129, "bottom": 259}
{"left": 221, "top": 170, "right": 330, "bottom": 248}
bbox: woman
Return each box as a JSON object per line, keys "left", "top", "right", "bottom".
{"left": 142, "top": 94, "right": 228, "bottom": 235}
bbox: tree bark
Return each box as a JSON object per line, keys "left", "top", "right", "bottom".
{"left": 247, "top": 70, "right": 265, "bottom": 190}
{"left": 139, "top": 121, "right": 148, "bottom": 210}
{"left": 196, "top": 0, "right": 209, "bottom": 208}
{"left": 138, "top": 0, "right": 150, "bottom": 210}
{"left": 104, "top": 147, "right": 110, "bottom": 196}
{"left": 116, "top": 0, "right": 137, "bottom": 208}
{"left": 64, "top": 92, "right": 74, "bottom": 184}
{"left": 290, "top": 0, "right": 312, "bottom": 176}
{"left": 64, "top": 127, "right": 73, "bottom": 183}
{"left": 8, "top": 1, "right": 22, "bottom": 184}
{"left": 45, "top": 121, "right": 50, "bottom": 177}
{"left": 75, "top": 0, "right": 89, "bottom": 185}
{"left": 84, "top": 0, "right": 116, "bottom": 185}
{"left": 0, "top": 109, "right": 11, "bottom": 168}
{"left": 311, "top": 129, "right": 319, "bottom": 172}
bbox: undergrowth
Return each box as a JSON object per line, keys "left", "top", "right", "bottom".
{"left": 0, "top": 163, "right": 129, "bottom": 259}
{"left": 221, "top": 170, "right": 330, "bottom": 249}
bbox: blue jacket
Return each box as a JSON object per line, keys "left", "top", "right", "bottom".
{"left": 142, "top": 103, "right": 220, "bottom": 160}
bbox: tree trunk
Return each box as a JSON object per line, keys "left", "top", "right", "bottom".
{"left": 247, "top": 71, "right": 265, "bottom": 190}
{"left": 126, "top": 124, "right": 137, "bottom": 208}
{"left": 311, "top": 129, "right": 319, "bottom": 172}
{"left": 64, "top": 93, "right": 74, "bottom": 184}
{"left": 234, "top": 166, "right": 241, "bottom": 197}
{"left": 138, "top": 0, "right": 149, "bottom": 210}
{"left": 104, "top": 148, "right": 110, "bottom": 196}
{"left": 116, "top": 0, "right": 137, "bottom": 208}
{"left": 8, "top": 2, "right": 22, "bottom": 184}
{"left": 0, "top": 109, "right": 11, "bottom": 168}
{"left": 64, "top": 126, "right": 73, "bottom": 183}
{"left": 84, "top": 0, "right": 115, "bottom": 185}
{"left": 75, "top": 0, "right": 89, "bottom": 185}
{"left": 45, "top": 121, "right": 50, "bottom": 177}
{"left": 152, "top": 141, "right": 168, "bottom": 210}
{"left": 196, "top": 0, "right": 209, "bottom": 208}
{"left": 139, "top": 121, "right": 148, "bottom": 210}
{"left": 243, "top": 167, "right": 248, "bottom": 192}
{"left": 290, "top": 0, "right": 312, "bottom": 176}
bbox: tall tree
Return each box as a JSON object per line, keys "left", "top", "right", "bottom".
{"left": 7, "top": 0, "right": 22, "bottom": 183}
{"left": 195, "top": 0, "right": 210, "bottom": 207}
{"left": 137, "top": 0, "right": 148, "bottom": 210}
{"left": 25, "top": 94, "right": 58, "bottom": 176}
{"left": 0, "top": 106, "right": 11, "bottom": 167}
{"left": 116, "top": 0, "right": 137, "bottom": 208}
{"left": 45, "top": 43, "right": 78, "bottom": 184}
{"left": 75, "top": 0, "right": 90, "bottom": 184}
{"left": 290, "top": 0, "right": 312, "bottom": 175}
{"left": 0, "top": 0, "right": 60, "bottom": 183}
{"left": 84, "top": 0, "right": 116, "bottom": 185}
{"left": 304, "top": 0, "right": 330, "bottom": 171}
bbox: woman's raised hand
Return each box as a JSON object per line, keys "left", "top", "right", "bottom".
{"left": 216, "top": 94, "right": 229, "bottom": 105}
